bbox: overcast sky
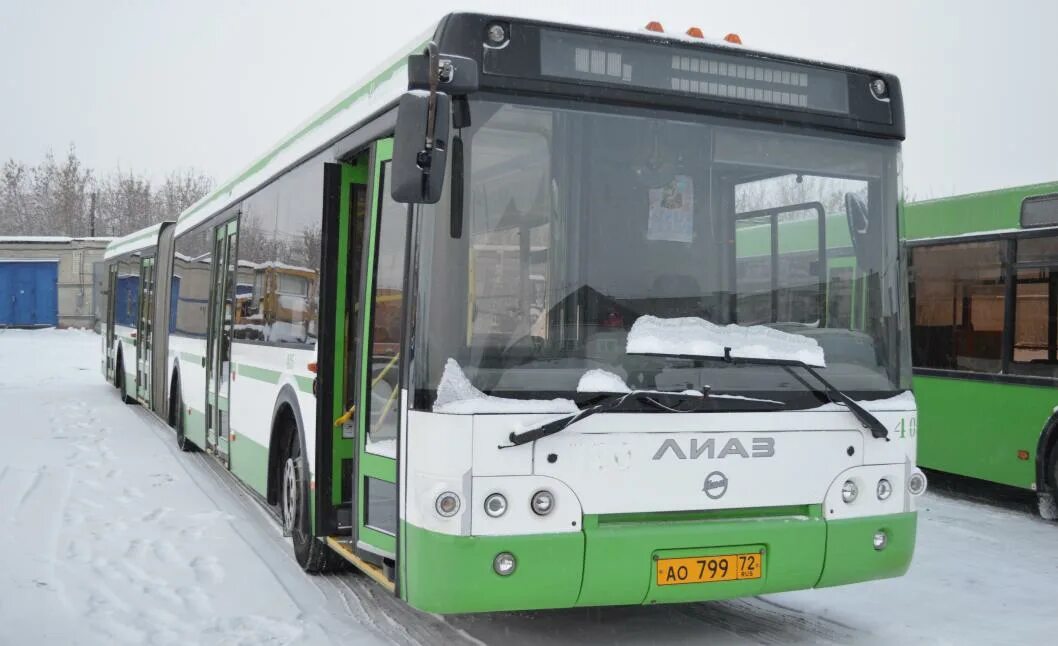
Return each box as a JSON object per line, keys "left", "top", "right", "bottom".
{"left": 1, "top": 0, "right": 1055, "bottom": 199}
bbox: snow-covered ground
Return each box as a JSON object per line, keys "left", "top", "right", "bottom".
{"left": 1, "top": 328, "right": 1055, "bottom": 645}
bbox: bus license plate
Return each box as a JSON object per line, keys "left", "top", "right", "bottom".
{"left": 656, "top": 552, "right": 763, "bottom": 586}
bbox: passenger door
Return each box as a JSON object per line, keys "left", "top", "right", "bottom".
{"left": 354, "top": 139, "right": 403, "bottom": 561}
{"left": 105, "top": 264, "right": 118, "bottom": 379}
{"left": 205, "top": 220, "right": 238, "bottom": 465}
{"left": 136, "top": 256, "right": 155, "bottom": 403}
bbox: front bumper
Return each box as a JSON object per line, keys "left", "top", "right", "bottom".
{"left": 401, "top": 508, "right": 917, "bottom": 614}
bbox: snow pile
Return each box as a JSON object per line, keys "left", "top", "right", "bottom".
{"left": 710, "top": 393, "right": 785, "bottom": 405}
{"left": 577, "top": 369, "right": 632, "bottom": 393}
{"left": 626, "top": 315, "right": 826, "bottom": 367}
{"left": 812, "top": 389, "right": 916, "bottom": 412}
{"left": 433, "top": 359, "right": 578, "bottom": 414}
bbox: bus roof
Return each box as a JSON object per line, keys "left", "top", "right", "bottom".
{"left": 904, "top": 180, "right": 1058, "bottom": 241}
{"left": 104, "top": 221, "right": 172, "bottom": 260}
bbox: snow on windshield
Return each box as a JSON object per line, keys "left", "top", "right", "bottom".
{"left": 626, "top": 315, "right": 826, "bottom": 367}
{"left": 576, "top": 369, "right": 632, "bottom": 393}
{"left": 811, "top": 390, "right": 916, "bottom": 412}
{"left": 433, "top": 359, "right": 579, "bottom": 414}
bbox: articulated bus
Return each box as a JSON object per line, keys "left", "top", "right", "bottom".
{"left": 101, "top": 13, "right": 926, "bottom": 613}
{"left": 905, "top": 182, "right": 1058, "bottom": 519}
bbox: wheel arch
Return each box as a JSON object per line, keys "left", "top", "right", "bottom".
{"left": 1034, "top": 413, "right": 1058, "bottom": 492}
{"left": 266, "top": 384, "right": 308, "bottom": 506}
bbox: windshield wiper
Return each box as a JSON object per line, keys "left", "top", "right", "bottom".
{"left": 503, "top": 390, "right": 702, "bottom": 448}
{"left": 628, "top": 351, "right": 890, "bottom": 440}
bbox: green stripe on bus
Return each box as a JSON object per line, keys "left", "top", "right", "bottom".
{"left": 235, "top": 363, "right": 281, "bottom": 384}
{"left": 179, "top": 352, "right": 201, "bottom": 363}
{"left": 229, "top": 431, "right": 269, "bottom": 497}
{"left": 294, "top": 375, "right": 314, "bottom": 394}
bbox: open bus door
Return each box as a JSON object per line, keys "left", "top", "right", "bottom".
{"left": 205, "top": 220, "right": 238, "bottom": 466}
{"left": 136, "top": 255, "right": 155, "bottom": 404}
{"left": 321, "top": 139, "right": 401, "bottom": 583}
{"left": 354, "top": 138, "right": 402, "bottom": 570}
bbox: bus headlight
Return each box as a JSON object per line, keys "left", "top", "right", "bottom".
{"left": 908, "top": 470, "right": 927, "bottom": 496}
{"left": 484, "top": 493, "right": 508, "bottom": 517}
{"left": 876, "top": 478, "right": 893, "bottom": 501}
{"left": 841, "top": 480, "right": 858, "bottom": 503}
{"left": 530, "top": 490, "right": 554, "bottom": 515}
{"left": 434, "top": 492, "right": 460, "bottom": 517}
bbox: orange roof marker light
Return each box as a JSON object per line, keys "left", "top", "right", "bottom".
{"left": 686, "top": 26, "right": 704, "bottom": 38}
{"left": 724, "top": 33, "right": 743, "bottom": 45}
{"left": 644, "top": 21, "right": 664, "bottom": 33}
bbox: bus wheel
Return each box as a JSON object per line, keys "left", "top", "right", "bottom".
{"left": 1040, "top": 449, "right": 1058, "bottom": 521}
{"left": 170, "top": 385, "right": 195, "bottom": 453}
{"left": 279, "top": 420, "right": 343, "bottom": 573}
{"left": 115, "top": 355, "right": 134, "bottom": 405}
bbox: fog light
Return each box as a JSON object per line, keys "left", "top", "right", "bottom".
{"left": 434, "top": 491, "right": 460, "bottom": 517}
{"left": 873, "top": 530, "right": 888, "bottom": 551}
{"left": 876, "top": 478, "right": 893, "bottom": 501}
{"left": 908, "top": 470, "right": 927, "bottom": 496}
{"left": 484, "top": 493, "right": 508, "bottom": 518}
{"left": 531, "top": 490, "right": 554, "bottom": 515}
{"left": 841, "top": 480, "right": 858, "bottom": 503}
{"left": 493, "top": 551, "right": 516, "bottom": 576}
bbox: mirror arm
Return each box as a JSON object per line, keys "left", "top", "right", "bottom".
{"left": 423, "top": 42, "right": 440, "bottom": 155}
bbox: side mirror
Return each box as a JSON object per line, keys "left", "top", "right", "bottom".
{"left": 391, "top": 42, "right": 477, "bottom": 205}
{"left": 391, "top": 91, "right": 451, "bottom": 204}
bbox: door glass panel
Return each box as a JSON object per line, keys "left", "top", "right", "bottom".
{"left": 365, "top": 161, "right": 407, "bottom": 458}
{"left": 1011, "top": 236, "right": 1058, "bottom": 377}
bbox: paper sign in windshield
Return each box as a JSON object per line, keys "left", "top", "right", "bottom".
{"left": 648, "top": 175, "right": 694, "bottom": 243}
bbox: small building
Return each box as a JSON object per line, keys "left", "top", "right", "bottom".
{"left": 0, "top": 236, "right": 114, "bottom": 328}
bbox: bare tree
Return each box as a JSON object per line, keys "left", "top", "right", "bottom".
{"left": 0, "top": 145, "right": 213, "bottom": 237}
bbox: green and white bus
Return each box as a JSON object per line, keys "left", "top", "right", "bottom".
{"left": 101, "top": 13, "right": 925, "bottom": 613}
{"left": 905, "top": 182, "right": 1058, "bottom": 519}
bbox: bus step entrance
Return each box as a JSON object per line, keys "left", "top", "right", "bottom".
{"left": 336, "top": 506, "right": 354, "bottom": 533}
{"left": 325, "top": 537, "right": 395, "bottom": 592}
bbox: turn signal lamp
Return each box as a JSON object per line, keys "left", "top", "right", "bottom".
{"left": 307, "top": 362, "right": 318, "bottom": 373}
{"left": 724, "top": 33, "right": 743, "bottom": 44}
{"left": 686, "top": 26, "right": 704, "bottom": 38}
{"left": 645, "top": 21, "right": 664, "bottom": 33}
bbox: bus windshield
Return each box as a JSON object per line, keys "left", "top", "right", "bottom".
{"left": 413, "top": 98, "right": 909, "bottom": 410}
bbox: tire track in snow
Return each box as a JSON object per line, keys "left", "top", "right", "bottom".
{"left": 672, "top": 597, "right": 860, "bottom": 644}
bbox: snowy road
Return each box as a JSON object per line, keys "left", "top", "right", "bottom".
{"left": 1, "top": 329, "right": 1055, "bottom": 645}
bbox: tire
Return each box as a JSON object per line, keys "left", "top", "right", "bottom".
{"left": 1040, "top": 447, "right": 1058, "bottom": 521}
{"left": 170, "top": 382, "right": 196, "bottom": 453}
{"left": 115, "top": 354, "right": 135, "bottom": 405}
{"left": 278, "top": 417, "right": 344, "bottom": 573}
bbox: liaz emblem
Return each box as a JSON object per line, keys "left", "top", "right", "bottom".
{"left": 703, "top": 471, "right": 729, "bottom": 499}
